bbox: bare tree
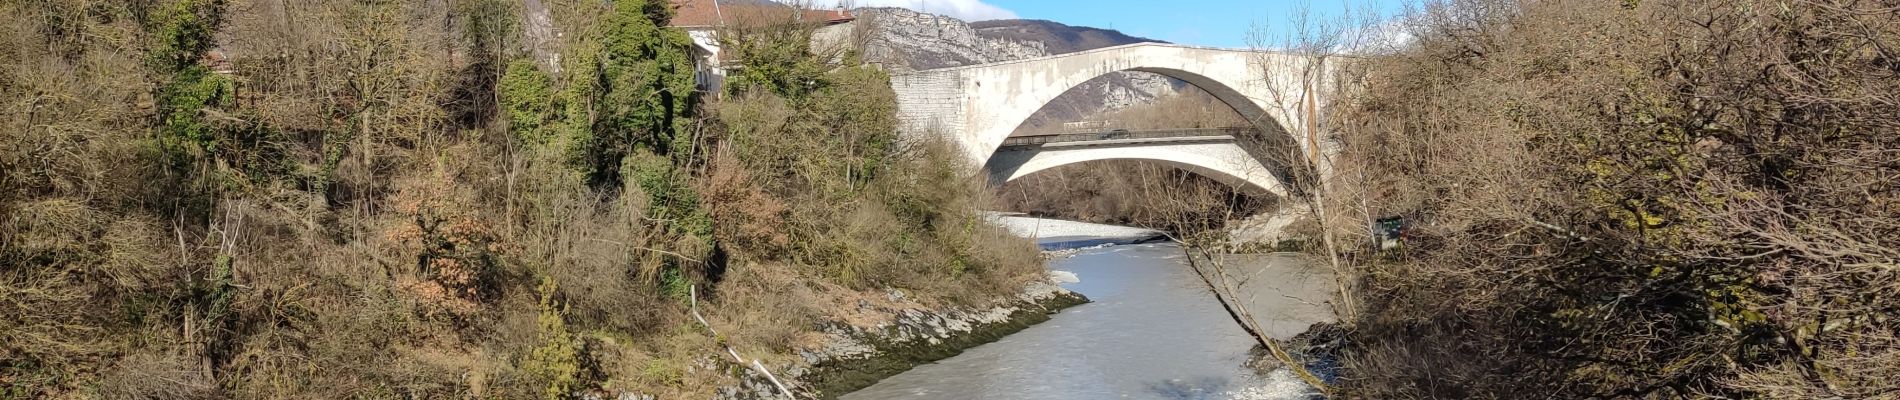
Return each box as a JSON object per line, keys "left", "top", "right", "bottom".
{"left": 1244, "top": 1, "right": 1390, "bottom": 324}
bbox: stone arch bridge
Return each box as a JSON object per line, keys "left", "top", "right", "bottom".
{"left": 890, "top": 42, "right": 1337, "bottom": 197}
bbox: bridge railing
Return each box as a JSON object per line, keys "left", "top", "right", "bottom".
{"left": 999, "top": 127, "right": 1252, "bottom": 148}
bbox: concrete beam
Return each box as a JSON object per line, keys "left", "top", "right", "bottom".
{"left": 985, "top": 141, "right": 1286, "bottom": 197}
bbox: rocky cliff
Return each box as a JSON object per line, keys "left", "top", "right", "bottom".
{"left": 854, "top": 8, "right": 1183, "bottom": 134}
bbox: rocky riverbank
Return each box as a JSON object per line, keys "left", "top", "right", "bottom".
{"left": 716, "top": 280, "right": 1089, "bottom": 399}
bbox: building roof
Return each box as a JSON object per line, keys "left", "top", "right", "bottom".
{"left": 670, "top": 0, "right": 854, "bottom": 28}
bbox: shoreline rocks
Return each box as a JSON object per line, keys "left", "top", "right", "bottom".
{"left": 717, "top": 281, "right": 1088, "bottom": 399}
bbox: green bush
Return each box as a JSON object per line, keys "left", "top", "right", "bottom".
{"left": 148, "top": 0, "right": 222, "bottom": 73}
{"left": 500, "top": 60, "right": 554, "bottom": 143}
{"left": 525, "top": 278, "right": 582, "bottom": 400}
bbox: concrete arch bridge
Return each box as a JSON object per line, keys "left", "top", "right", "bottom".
{"left": 890, "top": 42, "right": 1339, "bottom": 197}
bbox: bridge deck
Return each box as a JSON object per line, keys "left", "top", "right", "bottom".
{"left": 998, "top": 127, "right": 1251, "bottom": 150}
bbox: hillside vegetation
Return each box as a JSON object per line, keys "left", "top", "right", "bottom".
{"left": 1327, "top": 0, "right": 1900, "bottom": 397}
{"left": 1, "top": 0, "right": 1038, "bottom": 398}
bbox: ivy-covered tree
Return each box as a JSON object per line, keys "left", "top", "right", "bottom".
{"left": 147, "top": 0, "right": 289, "bottom": 199}
{"left": 150, "top": 0, "right": 230, "bottom": 157}
{"left": 592, "top": 0, "right": 699, "bottom": 181}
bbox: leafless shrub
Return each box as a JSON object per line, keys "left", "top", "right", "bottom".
{"left": 1326, "top": 0, "right": 1900, "bottom": 397}
{"left": 93, "top": 353, "right": 216, "bottom": 400}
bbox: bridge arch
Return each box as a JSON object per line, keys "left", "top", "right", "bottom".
{"left": 891, "top": 43, "right": 1325, "bottom": 193}
{"left": 992, "top": 64, "right": 1285, "bottom": 149}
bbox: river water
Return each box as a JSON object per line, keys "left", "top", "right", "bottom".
{"left": 841, "top": 241, "right": 1330, "bottom": 399}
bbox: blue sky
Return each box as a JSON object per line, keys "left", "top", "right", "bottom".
{"left": 815, "top": 0, "right": 1410, "bottom": 48}
{"left": 995, "top": 0, "right": 1405, "bottom": 48}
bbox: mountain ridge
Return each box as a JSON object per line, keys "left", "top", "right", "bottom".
{"left": 969, "top": 18, "right": 1166, "bottom": 54}
{"left": 854, "top": 8, "right": 1185, "bottom": 134}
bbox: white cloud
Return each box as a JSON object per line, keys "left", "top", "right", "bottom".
{"left": 806, "top": 0, "right": 1019, "bottom": 21}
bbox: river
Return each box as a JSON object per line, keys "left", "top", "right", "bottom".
{"left": 841, "top": 218, "right": 1335, "bottom": 399}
